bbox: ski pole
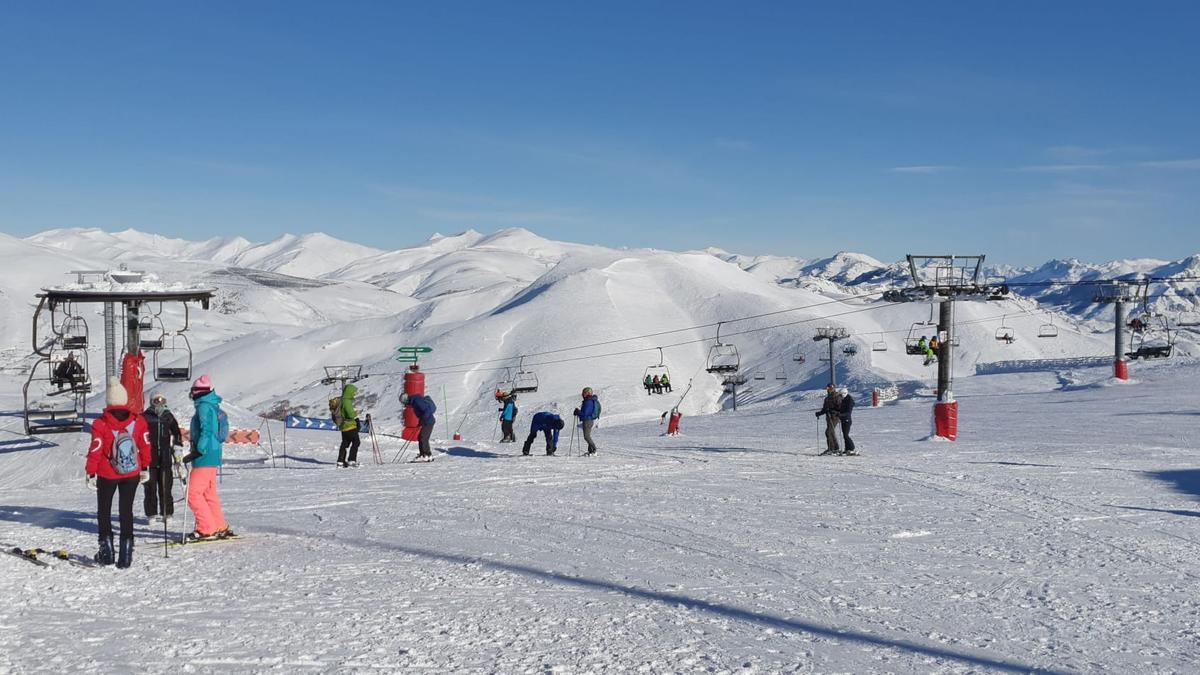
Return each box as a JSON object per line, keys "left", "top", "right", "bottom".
{"left": 161, "top": 463, "right": 169, "bottom": 558}
{"left": 392, "top": 440, "right": 412, "bottom": 464}
{"left": 568, "top": 417, "right": 576, "bottom": 457}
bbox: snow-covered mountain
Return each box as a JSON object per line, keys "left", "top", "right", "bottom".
{"left": 3, "top": 227, "right": 1197, "bottom": 445}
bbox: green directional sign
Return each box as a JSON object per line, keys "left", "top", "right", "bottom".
{"left": 394, "top": 356, "right": 419, "bottom": 363}
{"left": 396, "top": 346, "right": 433, "bottom": 353}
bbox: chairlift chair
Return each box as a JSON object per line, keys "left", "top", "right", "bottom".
{"left": 59, "top": 312, "right": 89, "bottom": 351}
{"left": 843, "top": 343, "right": 858, "bottom": 356}
{"left": 871, "top": 335, "right": 888, "bottom": 352}
{"left": 154, "top": 333, "right": 193, "bottom": 381}
{"left": 995, "top": 316, "right": 1016, "bottom": 344}
{"left": 774, "top": 369, "right": 787, "bottom": 381}
{"left": 642, "top": 347, "right": 672, "bottom": 393}
{"left": 510, "top": 357, "right": 539, "bottom": 394}
{"left": 1037, "top": 321, "right": 1059, "bottom": 339}
{"left": 23, "top": 358, "right": 87, "bottom": 435}
{"left": 792, "top": 345, "right": 806, "bottom": 364}
{"left": 1126, "top": 314, "right": 1175, "bottom": 360}
{"left": 753, "top": 371, "right": 766, "bottom": 380}
{"left": 905, "top": 322, "right": 932, "bottom": 355}
{"left": 706, "top": 323, "right": 741, "bottom": 374}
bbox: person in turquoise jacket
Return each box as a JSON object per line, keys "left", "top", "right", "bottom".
{"left": 182, "top": 374, "right": 231, "bottom": 540}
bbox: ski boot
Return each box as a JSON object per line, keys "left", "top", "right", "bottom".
{"left": 215, "top": 526, "right": 236, "bottom": 539}
{"left": 116, "top": 537, "right": 134, "bottom": 569}
{"left": 94, "top": 535, "right": 115, "bottom": 566}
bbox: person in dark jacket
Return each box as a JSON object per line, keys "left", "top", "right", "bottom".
{"left": 401, "top": 392, "right": 437, "bottom": 461}
{"left": 837, "top": 387, "right": 856, "bottom": 456}
{"left": 498, "top": 392, "right": 517, "bottom": 443}
{"left": 815, "top": 384, "right": 842, "bottom": 455}
{"left": 523, "top": 411, "right": 565, "bottom": 455}
{"left": 53, "top": 352, "right": 86, "bottom": 388}
{"left": 85, "top": 378, "right": 152, "bottom": 568}
{"left": 573, "top": 387, "right": 600, "bottom": 455}
{"left": 142, "top": 393, "right": 183, "bottom": 521}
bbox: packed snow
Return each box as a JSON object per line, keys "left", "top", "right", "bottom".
{"left": 2, "top": 228, "right": 1199, "bottom": 672}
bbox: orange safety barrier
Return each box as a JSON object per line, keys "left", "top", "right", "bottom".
{"left": 179, "top": 428, "right": 261, "bottom": 445}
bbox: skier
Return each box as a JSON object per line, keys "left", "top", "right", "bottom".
{"left": 522, "top": 411, "right": 565, "bottom": 455}
{"left": 336, "top": 383, "right": 361, "bottom": 467}
{"left": 919, "top": 336, "right": 936, "bottom": 366}
{"left": 53, "top": 352, "right": 86, "bottom": 388}
{"left": 498, "top": 392, "right": 517, "bottom": 443}
{"left": 815, "top": 383, "right": 842, "bottom": 455}
{"left": 838, "top": 387, "right": 856, "bottom": 456}
{"left": 643, "top": 374, "right": 654, "bottom": 395}
{"left": 142, "top": 392, "right": 183, "bottom": 523}
{"left": 183, "top": 374, "right": 232, "bottom": 540}
{"left": 660, "top": 373, "right": 671, "bottom": 393}
{"left": 573, "top": 387, "right": 601, "bottom": 455}
{"left": 652, "top": 375, "right": 662, "bottom": 394}
{"left": 85, "top": 378, "right": 152, "bottom": 568}
{"left": 401, "top": 392, "right": 437, "bottom": 461}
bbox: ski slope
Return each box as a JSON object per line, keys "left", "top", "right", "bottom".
{"left": 2, "top": 359, "right": 1199, "bottom": 672}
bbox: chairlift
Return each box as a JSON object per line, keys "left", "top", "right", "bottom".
{"left": 510, "top": 356, "right": 539, "bottom": 394}
{"left": 48, "top": 351, "right": 91, "bottom": 392}
{"left": 843, "top": 343, "right": 858, "bottom": 356}
{"left": 905, "top": 322, "right": 933, "bottom": 356}
{"left": 154, "top": 333, "right": 193, "bottom": 381}
{"left": 138, "top": 316, "right": 166, "bottom": 351}
{"left": 792, "top": 345, "right": 806, "bottom": 364}
{"left": 871, "top": 334, "right": 888, "bottom": 352}
{"left": 774, "top": 369, "right": 787, "bottom": 381}
{"left": 1126, "top": 314, "right": 1175, "bottom": 360}
{"left": 994, "top": 316, "right": 1016, "bottom": 344}
{"left": 642, "top": 347, "right": 672, "bottom": 394}
{"left": 753, "top": 371, "right": 766, "bottom": 380}
{"left": 59, "top": 307, "right": 89, "bottom": 350}
{"left": 23, "top": 356, "right": 88, "bottom": 435}
{"left": 706, "top": 322, "right": 741, "bottom": 374}
{"left": 1037, "top": 315, "right": 1059, "bottom": 339}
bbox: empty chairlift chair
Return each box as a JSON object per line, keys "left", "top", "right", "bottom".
{"left": 871, "top": 334, "right": 888, "bottom": 352}
{"left": 59, "top": 312, "right": 89, "bottom": 351}
{"left": 706, "top": 323, "right": 741, "bottom": 374}
{"left": 753, "top": 371, "right": 766, "bottom": 380}
{"left": 1037, "top": 316, "right": 1059, "bottom": 339}
{"left": 510, "top": 357, "right": 539, "bottom": 394}
{"left": 154, "top": 333, "right": 193, "bottom": 381}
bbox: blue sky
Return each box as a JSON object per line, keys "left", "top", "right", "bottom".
{"left": 1, "top": 1, "right": 1198, "bottom": 265}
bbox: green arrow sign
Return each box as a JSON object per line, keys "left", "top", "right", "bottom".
{"left": 394, "top": 356, "right": 419, "bottom": 363}
{"left": 396, "top": 346, "right": 433, "bottom": 353}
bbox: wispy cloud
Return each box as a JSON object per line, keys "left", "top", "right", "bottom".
{"left": 714, "top": 138, "right": 753, "bottom": 151}
{"left": 1016, "top": 164, "right": 1111, "bottom": 173}
{"left": 888, "top": 165, "right": 958, "bottom": 174}
{"left": 1044, "top": 145, "right": 1112, "bottom": 162}
{"left": 1137, "top": 158, "right": 1200, "bottom": 170}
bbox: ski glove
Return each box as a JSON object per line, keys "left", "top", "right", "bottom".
{"left": 181, "top": 451, "right": 200, "bottom": 464}
{"left": 86, "top": 475, "right": 97, "bottom": 490}
{"left": 573, "top": 409, "right": 580, "bottom": 417}
{"left": 139, "top": 470, "right": 150, "bottom": 485}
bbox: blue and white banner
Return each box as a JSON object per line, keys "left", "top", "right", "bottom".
{"left": 286, "top": 415, "right": 372, "bottom": 434}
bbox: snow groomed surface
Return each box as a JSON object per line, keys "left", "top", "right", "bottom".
{"left": 2, "top": 360, "right": 1198, "bottom": 673}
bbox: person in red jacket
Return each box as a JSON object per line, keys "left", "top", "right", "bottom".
{"left": 85, "top": 377, "right": 152, "bottom": 568}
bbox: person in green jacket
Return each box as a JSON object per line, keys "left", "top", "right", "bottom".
{"left": 337, "top": 383, "right": 360, "bottom": 468}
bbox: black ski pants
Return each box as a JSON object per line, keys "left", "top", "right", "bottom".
{"left": 841, "top": 418, "right": 855, "bottom": 453}
{"left": 418, "top": 422, "right": 434, "bottom": 457}
{"left": 143, "top": 464, "right": 174, "bottom": 517}
{"left": 338, "top": 429, "right": 361, "bottom": 464}
{"left": 523, "top": 429, "right": 555, "bottom": 455}
{"left": 98, "top": 476, "right": 139, "bottom": 542}
{"left": 500, "top": 420, "right": 515, "bottom": 442}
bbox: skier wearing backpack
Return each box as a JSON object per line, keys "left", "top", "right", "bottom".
{"left": 334, "top": 383, "right": 361, "bottom": 467}
{"left": 142, "top": 392, "right": 183, "bottom": 522}
{"left": 400, "top": 392, "right": 437, "bottom": 461}
{"left": 85, "top": 378, "right": 152, "bottom": 568}
{"left": 522, "top": 411, "right": 565, "bottom": 455}
{"left": 573, "top": 387, "right": 601, "bottom": 455}
{"left": 182, "top": 374, "right": 231, "bottom": 540}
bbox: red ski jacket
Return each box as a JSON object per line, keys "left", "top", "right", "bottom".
{"left": 85, "top": 406, "right": 152, "bottom": 480}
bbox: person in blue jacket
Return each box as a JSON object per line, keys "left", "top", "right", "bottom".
{"left": 522, "top": 411, "right": 565, "bottom": 456}
{"left": 498, "top": 391, "right": 518, "bottom": 443}
{"left": 401, "top": 392, "right": 437, "bottom": 461}
{"left": 573, "top": 387, "right": 601, "bottom": 456}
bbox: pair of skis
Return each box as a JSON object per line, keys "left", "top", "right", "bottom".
{"left": 2, "top": 546, "right": 100, "bottom": 569}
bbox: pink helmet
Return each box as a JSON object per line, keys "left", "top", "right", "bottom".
{"left": 190, "top": 374, "right": 213, "bottom": 396}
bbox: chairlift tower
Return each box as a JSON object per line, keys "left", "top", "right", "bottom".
{"left": 883, "top": 255, "right": 1009, "bottom": 441}
{"left": 811, "top": 326, "right": 849, "bottom": 387}
{"left": 26, "top": 270, "right": 215, "bottom": 434}
{"left": 1093, "top": 282, "right": 1140, "bottom": 381}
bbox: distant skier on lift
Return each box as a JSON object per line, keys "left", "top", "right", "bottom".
{"left": 643, "top": 374, "right": 654, "bottom": 395}
{"left": 660, "top": 373, "right": 671, "bottom": 393}
{"left": 522, "top": 411, "right": 565, "bottom": 455}
{"left": 918, "top": 336, "right": 936, "bottom": 366}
